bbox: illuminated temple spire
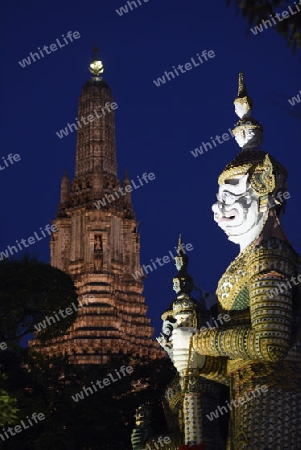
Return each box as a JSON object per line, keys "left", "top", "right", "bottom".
{"left": 30, "top": 51, "right": 162, "bottom": 364}
{"left": 74, "top": 45, "right": 117, "bottom": 181}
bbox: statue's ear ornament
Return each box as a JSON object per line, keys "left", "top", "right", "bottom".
{"left": 244, "top": 192, "right": 252, "bottom": 205}
{"left": 250, "top": 155, "right": 275, "bottom": 197}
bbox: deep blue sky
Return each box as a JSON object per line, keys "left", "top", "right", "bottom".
{"left": 1, "top": 0, "right": 300, "bottom": 337}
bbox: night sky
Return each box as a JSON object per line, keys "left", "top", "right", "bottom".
{"left": 1, "top": 0, "right": 301, "bottom": 339}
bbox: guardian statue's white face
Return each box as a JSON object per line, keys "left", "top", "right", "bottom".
{"left": 212, "top": 174, "right": 268, "bottom": 251}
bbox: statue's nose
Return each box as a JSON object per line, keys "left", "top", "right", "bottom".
{"left": 212, "top": 202, "right": 223, "bottom": 213}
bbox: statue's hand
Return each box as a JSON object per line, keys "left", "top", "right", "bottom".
{"left": 171, "top": 326, "right": 195, "bottom": 346}
{"left": 131, "top": 427, "right": 150, "bottom": 450}
{"left": 171, "top": 327, "right": 206, "bottom": 373}
{"left": 171, "top": 327, "right": 195, "bottom": 373}
{"left": 190, "top": 347, "right": 206, "bottom": 370}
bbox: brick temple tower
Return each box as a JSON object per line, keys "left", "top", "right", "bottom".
{"left": 41, "top": 49, "right": 161, "bottom": 364}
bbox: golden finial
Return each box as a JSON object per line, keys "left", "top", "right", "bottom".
{"left": 233, "top": 71, "right": 253, "bottom": 119}
{"left": 237, "top": 71, "right": 248, "bottom": 98}
{"left": 174, "top": 234, "right": 189, "bottom": 273}
{"left": 89, "top": 46, "right": 104, "bottom": 77}
{"left": 177, "top": 234, "right": 183, "bottom": 254}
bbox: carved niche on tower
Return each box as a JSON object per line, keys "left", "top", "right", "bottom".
{"left": 93, "top": 234, "right": 103, "bottom": 272}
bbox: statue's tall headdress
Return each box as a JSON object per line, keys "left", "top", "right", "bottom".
{"left": 161, "top": 235, "right": 208, "bottom": 329}
{"left": 218, "top": 72, "right": 288, "bottom": 213}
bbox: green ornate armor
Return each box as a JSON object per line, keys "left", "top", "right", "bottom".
{"left": 193, "top": 237, "right": 301, "bottom": 449}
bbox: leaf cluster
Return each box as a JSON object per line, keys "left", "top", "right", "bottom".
{"left": 1, "top": 351, "right": 174, "bottom": 450}
{"left": 0, "top": 255, "right": 78, "bottom": 346}
{"left": 227, "top": 0, "right": 301, "bottom": 52}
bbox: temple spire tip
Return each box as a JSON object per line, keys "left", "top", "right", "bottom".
{"left": 89, "top": 45, "right": 104, "bottom": 77}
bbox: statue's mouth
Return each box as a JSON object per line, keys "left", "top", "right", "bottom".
{"left": 219, "top": 209, "right": 237, "bottom": 223}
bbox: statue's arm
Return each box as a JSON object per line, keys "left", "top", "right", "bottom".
{"left": 193, "top": 250, "right": 295, "bottom": 363}
{"left": 196, "top": 355, "right": 229, "bottom": 386}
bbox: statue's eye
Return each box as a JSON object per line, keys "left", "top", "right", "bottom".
{"left": 221, "top": 191, "right": 240, "bottom": 205}
{"left": 223, "top": 192, "right": 232, "bottom": 202}
{"left": 217, "top": 191, "right": 240, "bottom": 204}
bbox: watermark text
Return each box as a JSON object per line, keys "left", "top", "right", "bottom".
{"left": 71, "top": 365, "right": 133, "bottom": 402}
{"left": 56, "top": 102, "right": 118, "bottom": 139}
{"left": 0, "top": 223, "right": 58, "bottom": 261}
{"left": 288, "top": 89, "right": 301, "bottom": 106}
{"left": 94, "top": 172, "right": 155, "bottom": 209}
{"left": 153, "top": 51, "right": 215, "bottom": 87}
{"left": 116, "top": 0, "right": 150, "bottom": 17}
{"left": 132, "top": 242, "right": 193, "bottom": 280}
{"left": 0, "top": 412, "right": 45, "bottom": 443}
{"left": 0, "top": 153, "right": 21, "bottom": 171}
{"left": 206, "top": 385, "right": 268, "bottom": 421}
{"left": 250, "top": 2, "right": 301, "bottom": 35}
{"left": 18, "top": 31, "right": 81, "bottom": 68}
{"left": 191, "top": 128, "right": 234, "bottom": 157}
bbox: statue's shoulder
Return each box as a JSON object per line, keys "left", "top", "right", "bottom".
{"left": 251, "top": 237, "right": 298, "bottom": 258}
{"left": 216, "top": 238, "right": 299, "bottom": 310}
{"left": 247, "top": 237, "right": 299, "bottom": 275}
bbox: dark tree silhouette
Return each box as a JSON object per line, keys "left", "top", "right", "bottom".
{"left": 0, "top": 255, "right": 78, "bottom": 347}
{"left": 0, "top": 255, "right": 174, "bottom": 449}
{"left": 1, "top": 350, "right": 174, "bottom": 450}
{"left": 227, "top": 0, "right": 301, "bottom": 53}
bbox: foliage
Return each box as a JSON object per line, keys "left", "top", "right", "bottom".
{"left": 0, "top": 254, "right": 78, "bottom": 346}
{"left": 1, "top": 350, "right": 174, "bottom": 450}
{"left": 0, "top": 254, "right": 175, "bottom": 449}
{"left": 227, "top": 0, "right": 301, "bottom": 53}
{"left": 0, "top": 373, "right": 18, "bottom": 428}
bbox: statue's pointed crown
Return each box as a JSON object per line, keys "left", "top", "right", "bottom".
{"left": 161, "top": 235, "right": 196, "bottom": 321}
{"left": 218, "top": 72, "right": 287, "bottom": 212}
{"left": 234, "top": 71, "right": 252, "bottom": 111}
